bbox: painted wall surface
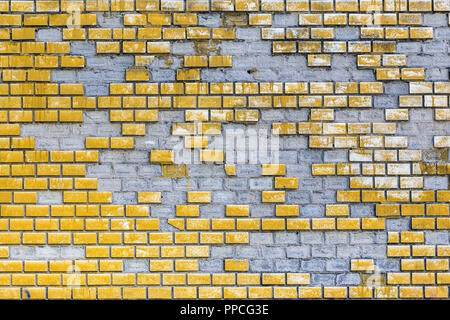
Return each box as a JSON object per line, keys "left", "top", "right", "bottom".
{"left": 0, "top": 0, "right": 448, "bottom": 300}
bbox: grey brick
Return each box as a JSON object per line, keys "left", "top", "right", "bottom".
{"left": 337, "top": 245, "right": 362, "bottom": 258}
{"left": 37, "top": 191, "right": 62, "bottom": 204}
{"left": 376, "top": 259, "right": 400, "bottom": 272}
{"left": 334, "top": 27, "right": 360, "bottom": 40}
{"left": 386, "top": 218, "right": 411, "bottom": 231}
{"left": 211, "top": 191, "right": 235, "bottom": 204}
{"left": 36, "top": 29, "right": 62, "bottom": 41}
{"left": 311, "top": 190, "right": 335, "bottom": 203}
{"left": 273, "top": 13, "right": 298, "bottom": 27}
{"left": 324, "top": 151, "right": 348, "bottom": 162}
{"left": 324, "top": 177, "right": 349, "bottom": 190}
{"left": 299, "top": 178, "right": 323, "bottom": 191}
{"left": 360, "top": 245, "right": 386, "bottom": 259}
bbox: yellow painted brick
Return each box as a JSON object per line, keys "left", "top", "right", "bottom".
{"left": 225, "top": 259, "right": 248, "bottom": 272}
{"left": 324, "top": 287, "right": 347, "bottom": 299}
{"left": 299, "top": 287, "right": 322, "bottom": 299}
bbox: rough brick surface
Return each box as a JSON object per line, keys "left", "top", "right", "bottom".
{"left": 0, "top": 0, "right": 448, "bottom": 300}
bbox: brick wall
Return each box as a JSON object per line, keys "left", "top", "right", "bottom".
{"left": 0, "top": 0, "right": 448, "bottom": 300}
